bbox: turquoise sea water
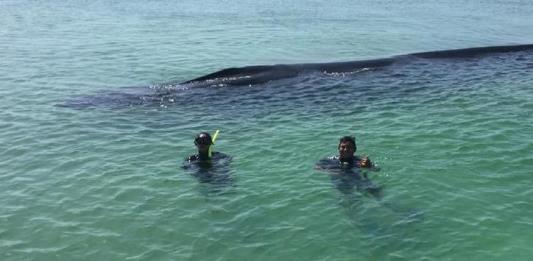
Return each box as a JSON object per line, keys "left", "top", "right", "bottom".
{"left": 1, "top": 0, "right": 533, "bottom": 260}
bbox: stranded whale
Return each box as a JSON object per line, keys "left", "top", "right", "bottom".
{"left": 181, "top": 44, "right": 533, "bottom": 87}
{"left": 60, "top": 44, "right": 533, "bottom": 108}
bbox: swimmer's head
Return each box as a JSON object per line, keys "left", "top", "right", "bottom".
{"left": 194, "top": 132, "right": 213, "bottom": 153}
{"left": 338, "top": 136, "right": 357, "bottom": 161}
{"left": 195, "top": 132, "right": 213, "bottom": 145}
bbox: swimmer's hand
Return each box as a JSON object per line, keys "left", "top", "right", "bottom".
{"left": 359, "top": 156, "right": 372, "bottom": 168}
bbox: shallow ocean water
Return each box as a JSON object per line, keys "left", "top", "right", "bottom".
{"left": 1, "top": 0, "right": 533, "bottom": 260}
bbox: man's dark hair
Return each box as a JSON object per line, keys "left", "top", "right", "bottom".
{"left": 194, "top": 132, "right": 213, "bottom": 145}
{"left": 338, "top": 136, "right": 357, "bottom": 152}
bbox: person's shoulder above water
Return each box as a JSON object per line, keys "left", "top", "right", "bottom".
{"left": 315, "top": 155, "right": 340, "bottom": 170}
{"left": 186, "top": 151, "right": 231, "bottom": 160}
{"left": 186, "top": 154, "right": 200, "bottom": 162}
{"left": 315, "top": 155, "right": 373, "bottom": 169}
{"left": 211, "top": 151, "right": 230, "bottom": 158}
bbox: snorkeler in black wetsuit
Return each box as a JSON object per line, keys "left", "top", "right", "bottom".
{"left": 315, "top": 136, "right": 381, "bottom": 197}
{"left": 183, "top": 132, "right": 233, "bottom": 185}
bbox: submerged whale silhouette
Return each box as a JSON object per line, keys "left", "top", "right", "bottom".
{"left": 182, "top": 44, "right": 533, "bottom": 87}
{"left": 61, "top": 44, "right": 533, "bottom": 108}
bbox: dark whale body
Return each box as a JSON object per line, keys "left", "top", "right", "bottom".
{"left": 182, "top": 44, "right": 533, "bottom": 87}
{"left": 60, "top": 44, "right": 533, "bottom": 108}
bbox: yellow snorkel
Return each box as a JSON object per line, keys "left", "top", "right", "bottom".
{"left": 208, "top": 129, "right": 220, "bottom": 158}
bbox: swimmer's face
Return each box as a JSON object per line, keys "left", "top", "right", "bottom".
{"left": 338, "top": 141, "right": 355, "bottom": 161}
{"left": 195, "top": 134, "right": 212, "bottom": 153}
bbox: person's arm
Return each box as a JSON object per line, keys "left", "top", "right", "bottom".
{"left": 182, "top": 155, "right": 197, "bottom": 169}
{"left": 217, "top": 152, "right": 232, "bottom": 166}
{"left": 315, "top": 159, "right": 328, "bottom": 171}
{"left": 315, "top": 157, "right": 338, "bottom": 171}
{"left": 182, "top": 161, "right": 190, "bottom": 170}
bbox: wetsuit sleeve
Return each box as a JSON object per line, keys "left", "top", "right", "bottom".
{"left": 182, "top": 155, "right": 197, "bottom": 169}
{"left": 315, "top": 158, "right": 335, "bottom": 171}
{"left": 218, "top": 152, "right": 232, "bottom": 160}
{"left": 216, "top": 152, "right": 232, "bottom": 165}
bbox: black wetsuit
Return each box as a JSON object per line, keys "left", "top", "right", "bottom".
{"left": 316, "top": 155, "right": 381, "bottom": 196}
{"left": 182, "top": 152, "right": 233, "bottom": 185}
